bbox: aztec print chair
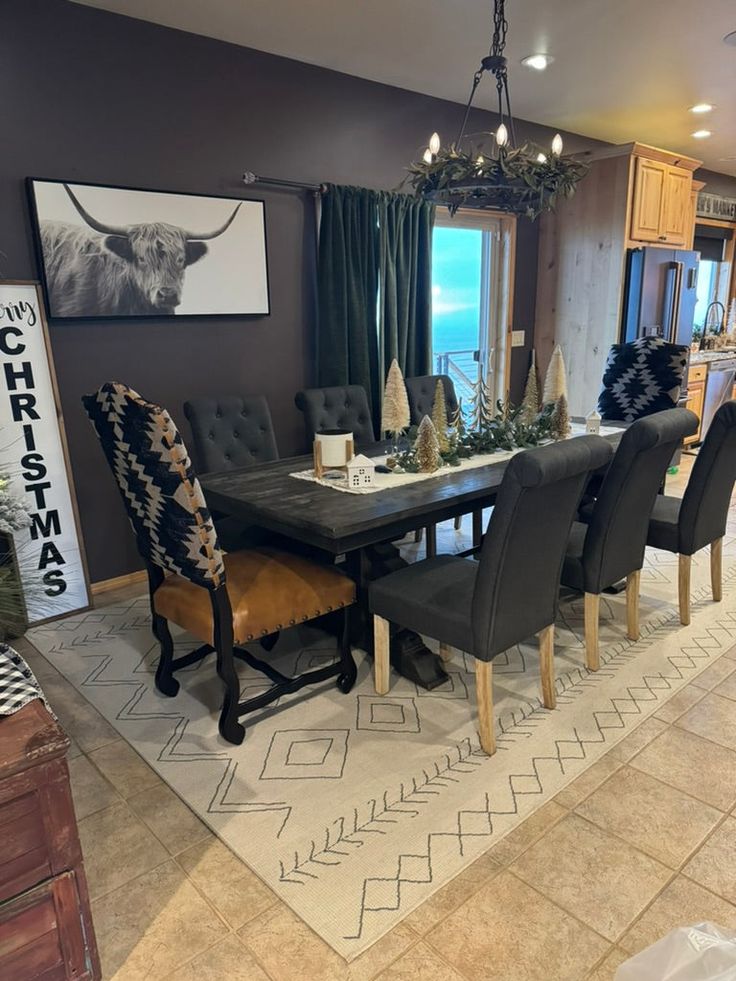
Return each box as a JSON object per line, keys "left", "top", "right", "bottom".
{"left": 83, "top": 382, "right": 357, "bottom": 745}
{"left": 647, "top": 400, "right": 736, "bottom": 625}
{"left": 564, "top": 408, "right": 698, "bottom": 671}
{"left": 294, "top": 385, "right": 376, "bottom": 447}
{"left": 597, "top": 336, "right": 689, "bottom": 423}
{"left": 369, "top": 436, "right": 613, "bottom": 755}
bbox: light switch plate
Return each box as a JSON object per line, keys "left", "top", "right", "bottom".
{"left": 511, "top": 330, "right": 525, "bottom": 348}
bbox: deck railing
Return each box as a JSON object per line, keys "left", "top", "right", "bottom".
{"left": 434, "top": 349, "right": 478, "bottom": 404}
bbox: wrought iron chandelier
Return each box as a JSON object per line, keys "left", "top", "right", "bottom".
{"left": 408, "top": 0, "right": 588, "bottom": 218}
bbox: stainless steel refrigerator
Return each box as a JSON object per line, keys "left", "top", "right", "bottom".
{"left": 621, "top": 247, "right": 700, "bottom": 346}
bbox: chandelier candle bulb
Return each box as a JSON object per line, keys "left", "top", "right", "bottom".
{"left": 551, "top": 133, "right": 564, "bottom": 156}
{"left": 537, "top": 152, "right": 547, "bottom": 163}
{"left": 429, "top": 132, "right": 441, "bottom": 155}
{"left": 422, "top": 148, "right": 433, "bottom": 164}
{"left": 496, "top": 123, "right": 508, "bottom": 147}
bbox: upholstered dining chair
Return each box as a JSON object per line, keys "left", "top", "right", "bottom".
{"left": 369, "top": 436, "right": 613, "bottom": 755}
{"left": 294, "top": 385, "right": 376, "bottom": 447}
{"left": 597, "top": 336, "right": 689, "bottom": 423}
{"left": 183, "top": 394, "right": 279, "bottom": 473}
{"left": 564, "top": 408, "right": 698, "bottom": 671}
{"left": 647, "top": 400, "right": 736, "bottom": 625}
{"left": 83, "top": 382, "right": 357, "bottom": 745}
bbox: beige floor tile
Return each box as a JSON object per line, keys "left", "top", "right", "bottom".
{"left": 88, "top": 739, "right": 162, "bottom": 798}
{"left": 618, "top": 875, "right": 736, "bottom": 956}
{"left": 587, "top": 948, "right": 630, "bottom": 981}
{"left": 653, "top": 684, "right": 707, "bottom": 724}
{"left": 676, "top": 692, "right": 736, "bottom": 752}
{"left": 67, "top": 738, "right": 83, "bottom": 759}
{"left": 725, "top": 644, "right": 736, "bottom": 661}
{"left": 682, "top": 816, "right": 736, "bottom": 903}
{"left": 167, "top": 933, "right": 270, "bottom": 980}
{"left": 488, "top": 800, "right": 567, "bottom": 865}
{"left": 575, "top": 766, "right": 721, "bottom": 867}
{"left": 554, "top": 754, "right": 623, "bottom": 809}
{"left": 40, "top": 673, "right": 119, "bottom": 752}
{"left": 128, "top": 782, "right": 212, "bottom": 855}
{"left": 715, "top": 670, "right": 736, "bottom": 702}
{"left": 78, "top": 800, "right": 168, "bottom": 899}
{"left": 403, "top": 850, "right": 500, "bottom": 934}
{"left": 68, "top": 754, "right": 120, "bottom": 820}
{"left": 348, "top": 923, "right": 421, "bottom": 981}
{"left": 178, "top": 837, "right": 277, "bottom": 930}
{"left": 92, "top": 859, "right": 227, "bottom": 980}
{"left": 629, "top": 726, "right": 736, "bottom": 811}
{"left": 376, "top": 941, "right": 464, "bottom": 981}
{"left": 690, "top": 657, "right": 736, "bottom": 692}
{"left": 427, "top": 869, "right": 608, "bottom": 981}
{"left": 607, "top": 717, "right": 668, "bottom": 763}
{"left": 14, "top": 637, "right": 61, "bottom": 681}
{"left": 510, "top": 813, "right": 671, "bottom": 941}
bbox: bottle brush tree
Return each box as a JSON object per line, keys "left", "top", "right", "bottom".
{"left": 543, "top": 344, "right": 568, "bottom": 406}
{"left": 431, "top": 379, "right": 450, "bottom": 453}
{"left": 381, "top": 358, "right": 411, "bottom": 443}
{"left": 414, "top": 415, "right": 441, "bottom": 473}
{"left": 521, "top": 351, "right": 540, "bottom": 424}
{"left": 470, "top": 374, "right": 494, "bottom": 431}
{"left": 551, "top": 393, "right": 571, "bottom": 440}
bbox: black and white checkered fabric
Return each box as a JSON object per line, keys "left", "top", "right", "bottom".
{"left": 83, "top": 382, "right": 225, "bottom": 590}
{"left": 597, "top": 336, "right": 688, "bottom": 423}
{"left": 0, "top": 644, "right": 46, "bottom": 716}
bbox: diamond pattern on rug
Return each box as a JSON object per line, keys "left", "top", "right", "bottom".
{"left": 357, "top": 696, "right": 421, "bottom": 733}
{"left": 260, "top": 729, "right": 350, "bottom": 780}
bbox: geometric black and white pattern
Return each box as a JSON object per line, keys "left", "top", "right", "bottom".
{"left": 83, "top": 381, "right": 225, "bottom": 589}
{"left": 0, "top": 643, "right": 47, "bottom": 716}
{"left": 597, "top": 336, "right": 689, "bottom": 422}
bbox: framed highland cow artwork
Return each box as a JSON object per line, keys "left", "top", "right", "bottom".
{"left": 27, "top": 179, "right": 270, "bottom": 319}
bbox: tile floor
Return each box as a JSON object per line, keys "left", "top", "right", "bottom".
{"left": 14, "top": 452, "right": 736, "bottom": 981}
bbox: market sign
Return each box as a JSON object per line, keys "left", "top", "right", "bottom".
{"left": 696, "top": 191, "right": 736, "bottom": 221}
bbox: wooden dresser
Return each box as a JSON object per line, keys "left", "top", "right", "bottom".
{"left": 0, "top": 700, "right": 100, "bottom": 980}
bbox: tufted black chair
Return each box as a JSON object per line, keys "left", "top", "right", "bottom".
{"left": 294, "top": 385, "right": 376, "bottom": 448}
{"left": 647, "top": 400, "right": 736, "bottom": 625}
{"left": 563, "top": 408, "right": 698, "bottom": 671}
{"left": 370, "top": 436, "right": 613, "bottom": 754}
{"left": 183, "top": 395, "right": 279, "bottom": 474}
{"left": 405, "top": 374, "right": 459, "bottom": 426}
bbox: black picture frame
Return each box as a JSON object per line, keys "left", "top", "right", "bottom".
{"left": 27, "top": 177, "right": 271, "bottom": 321}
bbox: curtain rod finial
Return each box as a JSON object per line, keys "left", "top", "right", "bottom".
{"left": 242, "top": 171, "right": 258, "bottom": 185}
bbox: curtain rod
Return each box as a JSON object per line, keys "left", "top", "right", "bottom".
{"left": 242, "top": 171, "right": 327, "bottom": 194}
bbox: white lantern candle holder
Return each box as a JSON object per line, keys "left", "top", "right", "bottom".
{"left": 586, "top": 409, "right": 601, "bottom": 435}
{"left": 313, "top": 429, "right": 354, "bottom": 478}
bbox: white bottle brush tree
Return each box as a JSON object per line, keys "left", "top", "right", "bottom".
{"left": 431, "top": 379, "right": 450, "bottom": 454}
{"left": 543, "top": 344, "right": 568, "bottom": 406}
{"left": 381, "top": 359, "right": 410, "bottom": 449}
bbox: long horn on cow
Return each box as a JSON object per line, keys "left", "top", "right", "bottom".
{"left": 62, "top": 184, "right": 130, "bottom": 237}
{"left": 185, "top": 203, "right": 242, "bottom": 241}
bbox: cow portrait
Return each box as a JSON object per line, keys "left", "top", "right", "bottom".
{"left": 30, "top": 180, "right": 270, "bottom": 319}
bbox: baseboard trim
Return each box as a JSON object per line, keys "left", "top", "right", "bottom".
{"left": 91, "top": 570, "right": 147, "bottom": 596}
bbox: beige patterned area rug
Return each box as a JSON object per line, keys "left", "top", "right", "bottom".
{"left": 28, "top": 514, "right": 736, "bottom": 960}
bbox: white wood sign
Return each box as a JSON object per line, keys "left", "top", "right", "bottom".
{"left": 0, "top": 281, "right": 90, "bottom": 624}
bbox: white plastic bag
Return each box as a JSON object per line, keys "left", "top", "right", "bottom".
{"left": 615, "top": 922, "right": 736, "bottom": 981}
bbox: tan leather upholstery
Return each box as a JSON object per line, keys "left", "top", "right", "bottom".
{"left": 153, "top": 548, "right": 356, "bottom": 646}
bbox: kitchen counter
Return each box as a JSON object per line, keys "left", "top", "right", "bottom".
{"left": 690, "top": 349, "right": 736, "bottom": 365}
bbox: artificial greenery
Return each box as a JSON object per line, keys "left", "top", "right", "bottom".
{"left": 405, "top": 140, "right": 589, "bottom": 219}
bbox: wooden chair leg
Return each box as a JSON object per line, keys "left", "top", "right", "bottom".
{"left": 678, "top": 554, "right": 691, "bottom": 625}
{"left": 626, "top": 570, "right": 641, "bottom": 641}
{"left": 374, "top": 615, "right": 391, "bottom": 695}
{"left": 215, "top": 642, "right": 245, "bottom": 745}
{"left": 538, "top": 624, "right": 556, "bottom": 709}
{"left": 472, "top": 509, "right": 483, "bottom": 548}
{"left": 414, "top": 528, "right": 423, "bottom": 543}
{"left": 438, "top": 642, "right": 453, "bottom": 662}
{"left": 584, "top": 592, "right": 600, "bottom": 671}
{"left": 336, "top": 606, "right": 358, "bottom": 694}
{"left": 453, "top": 515, "right": 462, "bottom": 531}
{"left": 426, "top": 524, "right": 437, "bottom": 558}
{"left": 475, "top": 659, "right": 495, "bottom": 755}
{"left": 711, "top": 538, "right": 723, "bottom": 603}
{"left": 152, "top": 612, "right": 179, "bottom": 697}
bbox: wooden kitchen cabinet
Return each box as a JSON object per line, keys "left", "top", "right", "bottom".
{"left": 685, "top": 362, "right": 707, "bottom": 446}
{"left": 630, "top": 157, "right": 693, "bottom": 247}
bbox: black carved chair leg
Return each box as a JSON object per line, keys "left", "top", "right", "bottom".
{"left": 152, "top": 613, "right": 180, "bottom": 697}
{"left": 336, "top": 607, "right": 358, "bottom": 694}
{"left": 212, "top": 586, "right": 245, "bottom": 745}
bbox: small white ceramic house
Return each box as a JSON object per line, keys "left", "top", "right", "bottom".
{"left": 586, "top": 408, "right": 602, "bottom": 435}
{"left": 346, "top": 454, "right": 375, "bottom": 488}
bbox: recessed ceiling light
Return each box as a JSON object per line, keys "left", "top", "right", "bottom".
{"left": 692, "top": 130, "right": 712, "bottom": 139}
{"left": 689, "top": 103, "right": 715, "bottom": 114}
{"left": 521, "top": 54, "right": 553, "bottom": 70}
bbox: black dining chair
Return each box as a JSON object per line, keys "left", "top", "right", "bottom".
{"left": 369, "top": 436, "right": 613, "bottom": 755}
{"left": 564, "top": 408, "right": 698, "bottom": 671}
{"left": 647, "top": 400, "right": 736, "bottom": 625}
{"left": 294, "top": 385, "right": 376, "bottom": 447}
{"left": 84, "top": 382, "right": 357, "bottom": 746}
{"left": 183, "top": 394, "right": 279, "bottom": 473}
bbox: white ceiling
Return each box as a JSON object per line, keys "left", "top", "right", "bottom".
{"left": 73, "top": 0, "right": 736, "bottom": 177}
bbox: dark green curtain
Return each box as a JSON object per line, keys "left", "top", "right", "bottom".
{"left": 317, "top": 184, "right": 434, "bottom": 426}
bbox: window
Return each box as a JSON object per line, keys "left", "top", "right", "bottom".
{"left": 431, "top": 210, "right": 515, "bottom": 408}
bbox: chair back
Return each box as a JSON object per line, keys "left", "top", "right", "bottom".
{"left": 405, "top": 374, "right": 459, "bottom": 426}
{"left": 597, "top": 337, "right": 688, "bottom": 422}
{"left": 583, "top": 407, "right": 698, "bottom": 591}
{"left": 294, "top": 385, "right": 376, "bottom": 445}
{"left": 183, "top": 395, "right": 279, "bottom": 474}
{"left": 471, "top": 435, "right": 613, "bottom": 660}
{"left": 83, "top": 382, "right": 224, "bottom": 590}
{"left": 679, "top": 400, "right": 736, "bottom": 554}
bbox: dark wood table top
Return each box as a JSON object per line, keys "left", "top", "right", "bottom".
{"left": 201, "top": 429, "right": 623, "bottom": 554}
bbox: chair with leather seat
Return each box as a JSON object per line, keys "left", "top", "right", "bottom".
{"left": 647, "top": 400, "right": 736, "bottom": 625}
{"left": 563, "top": 407, "right": 698, "bottom": 671}
{"left": 83, "top": 382, "right": 357, "bottom": 746}
{"left": 294, "top": 385, "right": 376, "bottom": 447}
{"left": 369, "top": 435, "right": 613, "bottom": 755}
